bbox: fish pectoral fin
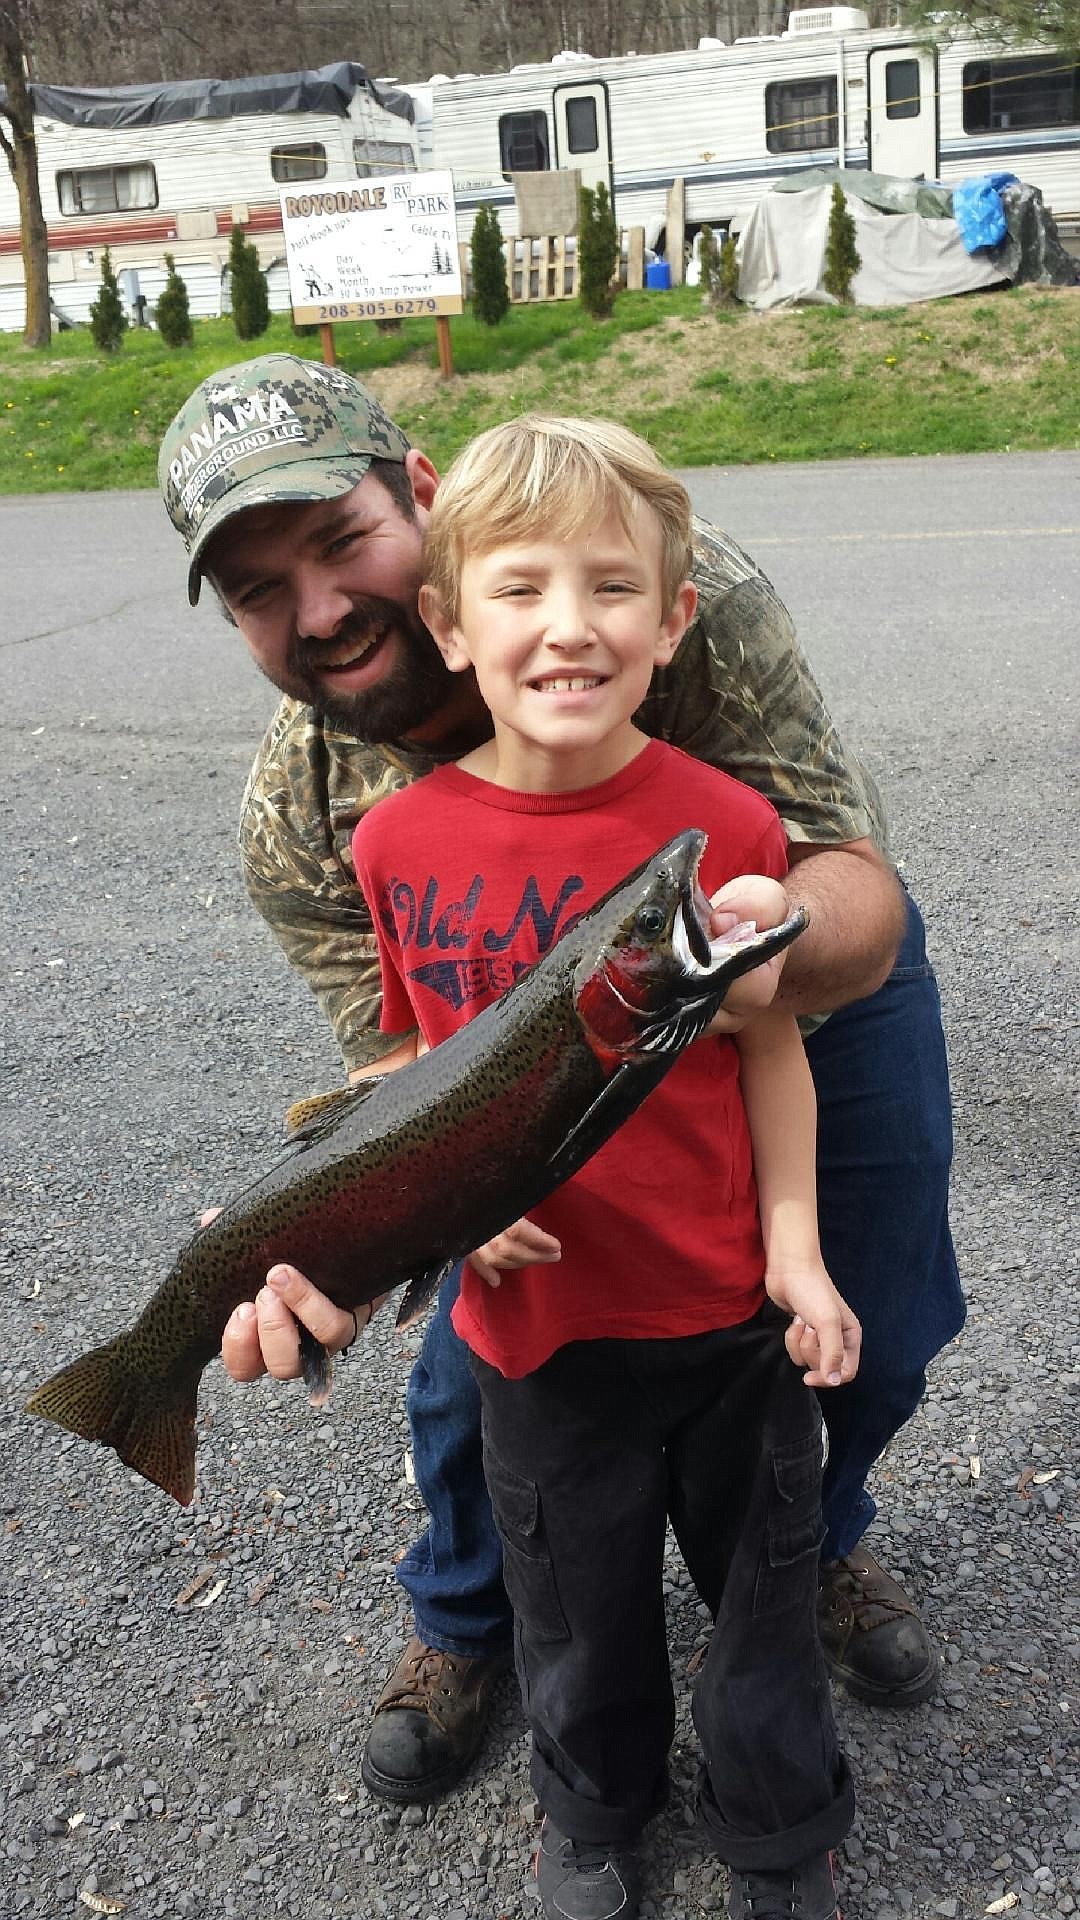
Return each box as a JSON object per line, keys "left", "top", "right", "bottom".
{"left": 395, "top": 1260, "right": 457, "bottom": 1333}
{"left": 284, "top": 1078, "right": 387, "bottom": 1145}
{"left": 545, "top": 1065, "right": 643, "bottom": 1183}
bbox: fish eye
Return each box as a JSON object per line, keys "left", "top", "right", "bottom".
{"left": 637, "top": 906, "right": 666, "bottom": 936}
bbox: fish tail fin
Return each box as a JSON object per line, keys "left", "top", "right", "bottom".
{"left": 26, "top": 1339, "right": 198, "bottom": 1507}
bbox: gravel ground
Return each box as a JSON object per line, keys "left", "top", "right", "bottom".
{"left": 1, "top": 454, "right": 1077, "bottom": 1920}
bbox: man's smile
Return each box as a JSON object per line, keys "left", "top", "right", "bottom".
{"left": 315, "top": 626, "right": 390, "bottom": 675}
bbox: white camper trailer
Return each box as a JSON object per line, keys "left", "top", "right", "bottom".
{"left": 0, "top": 63, "right": 419, "bottom": 331}
{"left": 426, "top": 10, "right": 1080, "bottom": 249}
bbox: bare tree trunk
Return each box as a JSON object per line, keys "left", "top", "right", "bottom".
{"left": 0, "top": 6, "right": 51, "bottom": 348}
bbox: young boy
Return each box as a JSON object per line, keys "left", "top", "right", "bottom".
{"left": 351, "top": 416, "right": 858, "bottom": 1920}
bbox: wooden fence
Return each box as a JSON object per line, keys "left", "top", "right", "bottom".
{"left": 457, "top": 226, "right": 647, "bottom": 304}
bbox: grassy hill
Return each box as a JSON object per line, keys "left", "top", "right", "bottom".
{"left": 1, "top": 282, "right": 1078, "bottom": 492}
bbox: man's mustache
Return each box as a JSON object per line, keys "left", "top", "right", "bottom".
{"left": 290, "top": 597, "right": 419, "bottom": 672}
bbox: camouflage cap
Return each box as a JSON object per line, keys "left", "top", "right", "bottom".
{"left": 158, "top": 353, "right": 411, "bottom": 605}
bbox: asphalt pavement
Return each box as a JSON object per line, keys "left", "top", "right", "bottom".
{"left": 1, "top": 451, "right": 1077, "bottom": 1919}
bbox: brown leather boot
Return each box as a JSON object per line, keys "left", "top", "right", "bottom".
{"left": 360, "top": 1635, "right": 511, "bottom": 1803}
{"left": 817, "top": 1550, "right": 939, "bottom": 1707}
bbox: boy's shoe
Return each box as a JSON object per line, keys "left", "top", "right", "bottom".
{"left": 817, "top": 1551, "right": 939, "bottom": 1707}
{"left": 534, "top": 1815, "right": 641, "bottom": 1920}
{"left": 360, "top": 1636, "right": 510, "bottom": 1803}
{"left": 728, "top": 1851, "right": 840, "bottom": 1920}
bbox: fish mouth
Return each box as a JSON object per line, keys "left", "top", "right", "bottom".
{"left": 676, "top": 848, "right": 714, "bottom": 969}
{"left": 670, "top": 835, "right": 807, "bottom": 983}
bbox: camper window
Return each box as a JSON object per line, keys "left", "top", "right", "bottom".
{"left": 565, "top": 96, "right": 599, "bottom": 154}
{"left": 271, "top": 144, "right": 328, "bottom": 183}
{"left": 498, "top": 111, "right": 550, "bottom": 173}
{"left": 765, "top": 77, "right": 838, "bottom": 153}
{"left": 962, "top": 55, "right": 1080, "bottom": 134}
{"left": 57, "top": 163, "right": 157, "bottom": 217}
{"left": 885, "top": 59, "right": 920, "bottom": 121}
{"left": 354, "top": 138, "right": 416, "bottom": 177}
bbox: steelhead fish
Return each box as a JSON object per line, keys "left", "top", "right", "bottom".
{"left": 28, "top": 829, "right": 806, "bottom": 1505}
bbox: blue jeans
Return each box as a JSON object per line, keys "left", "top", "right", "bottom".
{"left": 396, "top": 891, "right": 965, "bottom": 1655}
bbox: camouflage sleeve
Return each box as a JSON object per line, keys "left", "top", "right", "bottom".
{"left": 639, "top": 524, "right": 889, "bottom": 851}
{"left": 238, "top": 708, "right": 418, "bottom": 1075}
{"left": 239, "top": 834, "right": 405, "bottom": 1075}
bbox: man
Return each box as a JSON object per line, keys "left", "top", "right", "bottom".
{"left": 159, "top": 353, "right": 964, "bottom": 1807}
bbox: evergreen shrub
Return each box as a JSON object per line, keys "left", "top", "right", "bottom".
{"left": 155, "top": 253, "right": 193, "bottom": 347}
{"left": 470, "top": 204, "right": 509, "bottom": 324}
{"left": 698, "top": 224, "right": 718, "bottom": 302}
{"left": 229, "top": 224, "right": 270, "bottom": 340}
{"left": 578, "top": 182, "right": 619, "bottom": 319}
{"left": 823, "top": 184, "right": 861, "bottom": 304}
{"left": 89, "top": 247, "right": 126, "bottom": 353}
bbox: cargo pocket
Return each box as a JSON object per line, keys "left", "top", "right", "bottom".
{"left": 483, "top": 1446, "right": 569, "bottom": 1644}
{"left": 753, "top": 1432, "right": 825, "bottom": 1619}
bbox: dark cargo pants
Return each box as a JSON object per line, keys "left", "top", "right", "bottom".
{"left": 472, "top": 1306, "right": 855, "bottom": 1866}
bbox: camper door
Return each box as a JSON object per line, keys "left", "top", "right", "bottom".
{"left": 867, "top": 47, "right": 939, "bottom": 179}
{"left": 553, "top": 83, "right": 613, "bottom": 196}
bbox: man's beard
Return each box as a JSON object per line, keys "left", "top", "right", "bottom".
{"left": 281, "top": 597, "right": 457, "bottom": 743}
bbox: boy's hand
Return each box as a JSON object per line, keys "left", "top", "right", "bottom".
{"left": 469, "top": 1216, "right": 562, "bottom": 1290}
{"left": 201, "top": 1210, "right": 387, "bottom": 1381}
{"left": 704, "top": 874, "right": 792, "bottom": 1034}
{"left": 765, "top": 1260, "right": 862, "bottom": 1388}
{"left": 221, "top": 1267, "right": 389, "bottom": 1383}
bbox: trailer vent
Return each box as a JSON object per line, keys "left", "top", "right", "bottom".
{"left": 785, "top": 7, "right": 869, "bottom": 32}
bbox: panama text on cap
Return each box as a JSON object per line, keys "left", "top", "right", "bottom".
{"left": 158, "top": 353, "right": 410, "bottom": 604}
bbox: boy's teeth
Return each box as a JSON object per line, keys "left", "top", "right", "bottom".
{"left": 536, "top": 676, "right": 602, "bottom": 692}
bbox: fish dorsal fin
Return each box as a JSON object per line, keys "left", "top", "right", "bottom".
{"left": 284, "top": 1077, "right": 387, "bottom": 1145}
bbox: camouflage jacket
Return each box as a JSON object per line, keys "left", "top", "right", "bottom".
{"left": 239, "top": 520, "right": 888, "bottom": 1072}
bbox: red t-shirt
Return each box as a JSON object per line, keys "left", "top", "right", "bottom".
{"left": 352, "top": 739, "right": 787, "bottom": 1378}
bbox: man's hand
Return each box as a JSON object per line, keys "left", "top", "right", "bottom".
{"left": 468, "top": 1216, "right": 562, "bottom": 1290}
{"left": 765, "top": 1259, "right": 862, "bottom": 1388}
{"left": 703, "top": 873, "right": 792, "bottom": 1036}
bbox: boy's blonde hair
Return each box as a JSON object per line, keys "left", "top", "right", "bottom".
{"left": 423, "top": 414, "right": 694, "bottom": 620}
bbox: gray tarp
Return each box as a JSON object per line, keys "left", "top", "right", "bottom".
{"left": 738, "top": 183, "right": 1006, "bottom": 310}
{"left": 771, "top": 166, "right": 954, "bottom": 221}
{"left": 5, "top": 62, "right": 413, "bottom": 129}
{"left": 753, "top": 166, "right": 1078, "bottom": 303}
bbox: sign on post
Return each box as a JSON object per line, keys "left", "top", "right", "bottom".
{"left": 278, "top": 170, "right": 463, "bottom": 365}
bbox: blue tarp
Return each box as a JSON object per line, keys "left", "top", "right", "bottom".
{"left": 952, "top": 172, "right": 1020, "bottom": 253}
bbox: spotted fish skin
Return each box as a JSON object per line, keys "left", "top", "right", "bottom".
{"left": 26, "top": 830, "right": 806, "bottom": 1505}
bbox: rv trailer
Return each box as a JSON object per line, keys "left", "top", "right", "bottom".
{"left": 424, "top": 8, "right": 1080, "bottom": 249}
{"left": 0, "top": 63, "right": 419, "bottom": 331}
